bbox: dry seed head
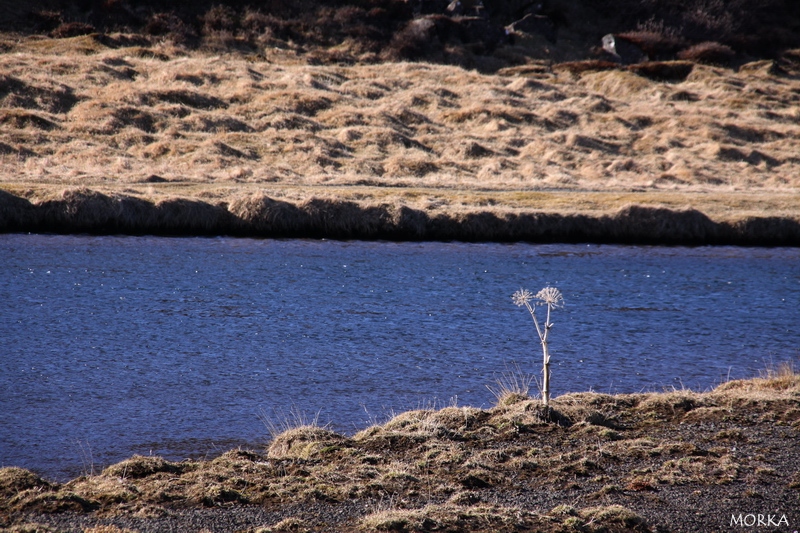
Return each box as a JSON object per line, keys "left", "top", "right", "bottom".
{"left": 512, "top": 288, "right": 534, "bottom": 307}
{"left": 535, "top": 287, "right": 564, "bottom": 308}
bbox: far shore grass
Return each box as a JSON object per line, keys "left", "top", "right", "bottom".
{"left": 2, "top": 33, "right": 800, "bottom": 244}
{"left": 2, "top": 365, "right": 799, "bottom": 532}
{"left": 3, "top": 184, "right": 800, "bottom": 245}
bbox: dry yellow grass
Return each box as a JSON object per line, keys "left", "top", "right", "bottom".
{"left": 2, "top": 34, "right": 800, "bottom": 239}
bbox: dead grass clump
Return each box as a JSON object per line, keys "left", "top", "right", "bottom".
{"left": 383, "top": 156, "right": 438, "bottom": 178}
{"left": 143, "top": 12, "right": 196, "bottom": 44}
{"left": 627, "top": 60, "right": 693, "bottom": 82}
{"left": 610, "top": 204, "right": 719, "bottom": 244}
{"left": 0, "top": 74, "right": 80, "bottom": 113}
{"left": 361, "top": 503, "right": 653, "bottom": 532}
{"left": 376, "top": 409, "right": 450, "bottom": 439}
{"left": 102, "top": 455, "right": 186, "bottom": 479}
{"left": 138, "top": 90, "right": 226, "bottom": 110}
{"left": 37, "top": 188, "right": 122, "bottom": 232}
{"left": 615, "top": 31, "right": 687, "bottom": 60}
{"left": 678, "top": 42, "right": 736, "bottom": 66}
{"left": 488, "top": 398, "right": 552, "bottom": 432}
{"left": 359, "top": 504, "right": 536, "bottom": 533}
{"left": 487, "top": 365, "right": 534, "bottom": 406}
{"left": 730, "top": 217, "right": 800, "bottom": 246}
{"left": 154, "top": 197, "right": 231, "bottom": 234}
{"left": 0, "top": 467, "right": 52, "bottom": 500}
{"left": 0, "top": 109, "right": 58, "bottom": 130}
{"left": 579, "top": 505, "right": 651, "bottom": 532}
{"left": 267, "top": 427, "right": 349, "bottom": 460}
{"left": 51, "top": 22, "right": 96, "bottom": 39}
{"left": 0, "top": 189, "right": 36, "bottom": 231}
{"left": 83, "top": 526, "right": 138, "bottom": 533}
{"left": 656, "top": 455, "right": 738, "bottom": 485}
{"left": 202, "top": 5, "right": 238, "bottom": 35}
{"left": 299, "top": 198, "right": 392, "bottom": 239}
{"left": 553, "top": 60, "right": 621, "bottom": 76}
{"left": 714, "top": 361, "right": 799, "bottom": 393}
{"left": 256, "top": 517, "right": 313, "bottom": 532}
{"left": 109, "top": 107, "right": 161, "bottom": 133}
{"left": 578, "top": 69, "right": 655, "bottom": 95}
{"left": 6, "top": 490, "right": 99, "bottom": 514}
{"left": 229, "top": 194, "right": 307, "bottom": 235}
{"left": 429, "top": 406, "right": 491, "bottom": 433}
{"left": 636, "top": 391, "right": 700, "bottom": 421}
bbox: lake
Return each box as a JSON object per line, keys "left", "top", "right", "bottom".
{"left": 1, "top": 234, "right": 798, "bottom": 480}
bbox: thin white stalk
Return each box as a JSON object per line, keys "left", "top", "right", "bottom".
{"left": 512, "top": 287, "right": 564, "bottom": 410}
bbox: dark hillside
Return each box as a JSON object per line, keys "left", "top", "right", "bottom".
{"left": 2, "top": 0, "right": 799, "bottom": 70}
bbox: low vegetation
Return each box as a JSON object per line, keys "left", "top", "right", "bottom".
{"left": 2, "top": 366, "right": 798, "bottom": 532}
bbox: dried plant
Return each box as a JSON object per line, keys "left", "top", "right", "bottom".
{"left": 512, "top": 287, "right": 564, "bottom": 407}
{"left": 486, "top": 362, "right": 534, "bottom": 405}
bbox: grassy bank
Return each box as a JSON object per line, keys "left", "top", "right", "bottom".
{"left": 2, "top": 187, "right": 800, "bottom": 245}
{"left": 2, "top": 367, "right": 798, "bottom": 532}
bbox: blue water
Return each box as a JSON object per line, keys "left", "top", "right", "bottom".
{"left": 1, "top": 235, "right": 798, "bottom": 480}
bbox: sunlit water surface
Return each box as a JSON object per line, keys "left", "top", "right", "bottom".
{"left": 1, "top": 235, "right": 798, "bottom": 479}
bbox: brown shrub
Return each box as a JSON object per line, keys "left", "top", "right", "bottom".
{"left": 50, "top": 22, "right": 96, "bottom": 38}
{"left": 616, "top": 30, "right": 687, "bottom": 60}
{"left": 678, "top": 42, "right": 736, "bottom": 66}
{"left": 201, "top": 5, "right": 238, "bottom": 35}
{"left": 240, "top": 9, "right": 299, "bottom": 43}
{"left": 627, "top": 60, "right": 693, "bottom": 82}
{"left": 143, "top": 12, "right": 196, "bottom": 44}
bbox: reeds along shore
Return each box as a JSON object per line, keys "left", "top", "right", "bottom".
{"left": 1, "top": 188, "right": 799, "bottom": 245}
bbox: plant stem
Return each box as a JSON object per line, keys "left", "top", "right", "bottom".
{"left": 541, "top": 303, "right": 553, "bottom": 407}
{"left": 525, "top": 301, "right": 551, "bottom": 406}
{"left": 541, "top": 334, "right": 550, "bottom": 407}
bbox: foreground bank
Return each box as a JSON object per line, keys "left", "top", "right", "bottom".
{"left": 2, "top": 187, "right": 800, "bottom": 245}
{"left": 2, "top": 368, "right": 798, "bottom": 532}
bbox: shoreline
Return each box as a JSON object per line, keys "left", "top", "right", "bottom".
{"left": 3, "top": 370, "right": 799, "bottom": 532}
{"left": 2, "top": 187, "right": 800, "bottom": 246}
